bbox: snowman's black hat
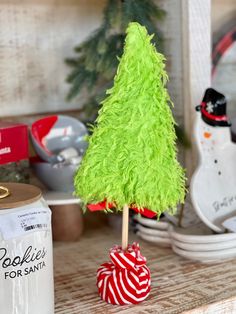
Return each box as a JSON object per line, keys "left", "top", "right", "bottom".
{"left": 196, "top": 88, "right": 231, "bottom": 127}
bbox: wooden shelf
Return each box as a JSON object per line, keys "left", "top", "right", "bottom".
{"left": 43, "top": 191, "right": 81, "bottom": 206}
{"left": 54, "top": 225, "right": 236, "bottom": 313}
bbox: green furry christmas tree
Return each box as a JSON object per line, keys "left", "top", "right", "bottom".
{"left": 74, "top": 22, "right": 185, "bottom": 231}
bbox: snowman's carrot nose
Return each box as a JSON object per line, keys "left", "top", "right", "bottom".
{"left": 204, "top": 132, "right": 212, "bottom": 139}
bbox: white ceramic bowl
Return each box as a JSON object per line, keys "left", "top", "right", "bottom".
{"left": 169, "top": 224, "right": 236, "bottom": 244}
{"left": 172, "top": 244, "right": 236, "bottom": 262}
{"left": 172, "top": 237, "right": 236, "bottom": 252}
{"left": 135, "top": 224, "right": 169, "bottom": 238}
{"left": 136, "top": 231, "right": 171, "bottom": 247}
{"left": 133, "top": 214, "right": 169, "bottom": 230}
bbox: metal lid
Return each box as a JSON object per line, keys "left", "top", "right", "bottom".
{"left": 0, "top": 183, "right": 42, "bottom": 209}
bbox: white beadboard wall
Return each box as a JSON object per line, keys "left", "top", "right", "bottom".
{"left": 182, "top": 0, "right": 211, "bottom": 176}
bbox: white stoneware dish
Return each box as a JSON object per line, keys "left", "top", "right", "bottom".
{"left": 172, "top": 237, "right": 236, "bottom": 252}
{"left": 133, "top": 214, "right": 169, "bottom": 230}
{"left": 172, "top": 244, "right": 236, "bottom": 262}
{"left": 136, "top": 231, "right": 171, "bottom": 247}
{"left": 135, "top": 223, "right": 169, "bottom": 238}
{"left": 169, "top": 224, "right": 236, "bottom": 244}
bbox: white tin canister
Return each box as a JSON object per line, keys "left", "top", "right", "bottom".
{"left": 0, "top": 183, "right": 54, "bottom": 314}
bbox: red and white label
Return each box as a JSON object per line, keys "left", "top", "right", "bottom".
{"left": 0, "top": 123, "right": 28, "bottom": 165}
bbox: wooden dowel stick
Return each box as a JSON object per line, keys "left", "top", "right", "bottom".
{"left": 122, "top": 204, "right": 129, "bottom": 251}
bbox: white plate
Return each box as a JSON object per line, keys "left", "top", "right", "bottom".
{"left": 133, "top": 215, "right": 169, "bottom": 230}
{"left": 169, "top": 224, "right": 236, "bottom": 243}
{"left": 172, "top": 244, "right": 236, "bottom": 262}
{"left": 135, "top": 224, "right": 169, "bottom": 238}
{"left": 136, "top": 231, "right": 171, "bottom": 247}
{"left": 191, "top": 114, "right": 236, "bottom": 233}
{"left": 172, "top": 237, "right": 236, "bottom": 252}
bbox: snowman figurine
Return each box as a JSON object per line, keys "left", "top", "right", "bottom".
{"left": 191, "top": 88, "right": 236, "bottom": 232}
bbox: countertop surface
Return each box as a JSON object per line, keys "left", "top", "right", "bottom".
{"left": 54, "top": 225, "right": 236, "bottom": 314}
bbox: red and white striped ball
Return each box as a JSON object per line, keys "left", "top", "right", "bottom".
{"left": 97, "top": 242, "right": 151, "bottom": 305}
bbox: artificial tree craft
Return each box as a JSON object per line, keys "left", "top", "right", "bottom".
{"left": 74, "top": 22, "right": 186, "bottom": 305}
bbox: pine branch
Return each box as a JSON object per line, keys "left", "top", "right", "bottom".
{"left": 66, "top": 0, "right": 166, "bottom": 118}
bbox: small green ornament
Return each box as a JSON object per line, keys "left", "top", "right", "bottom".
{"left": 74, "top": 22, "right": 186, "bottom": 218}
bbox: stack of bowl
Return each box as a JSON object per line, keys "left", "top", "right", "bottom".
{"left": 132, "top": 192, "right": 236, "bottom": 263}
{"left": 132, "top": 195, "right": 200, "bottom": 248}
{"left": 169, "top": 223, "right": 236, "bottom": 263}
{"left": 132, "top": 214, "right": 171, "bottom": 247}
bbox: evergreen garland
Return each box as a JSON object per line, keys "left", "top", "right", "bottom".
{"left": 66, "top": 0, "right": 165, "bottom": 121}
